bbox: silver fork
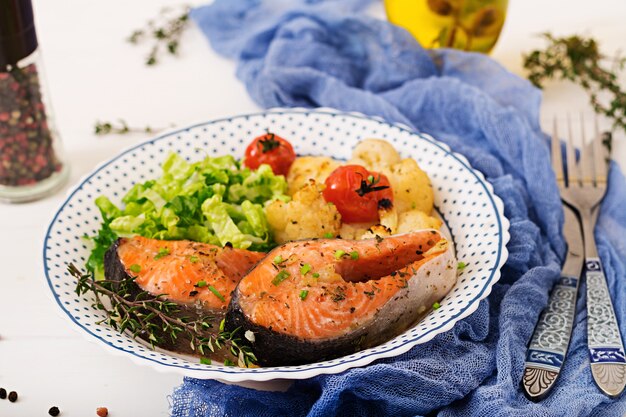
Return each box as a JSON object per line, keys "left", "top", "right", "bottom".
{"left": 556, "top": 116, "right": 626, "bottom": 397}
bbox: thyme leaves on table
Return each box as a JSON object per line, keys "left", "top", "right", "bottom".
{"left": 523, "top": 33, "right": 626, "bottom": 133}
{"left": 69, "top": 263, "right": 257, "bottom": 367}
{"left": 93, "top": 120, "right": 176, "bottom": 136}
{"left": 128, "top": 5, "right": 191, "bottom": 66}
{"left": 94, "top": 120, "right": 157, "bottom": 136}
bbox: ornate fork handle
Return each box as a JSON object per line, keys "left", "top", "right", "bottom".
{"left": 585, "top": 256, "right": 626, "bottom": 397}
{"left": 523, "top": 274, "right": 580, "bottom": 399}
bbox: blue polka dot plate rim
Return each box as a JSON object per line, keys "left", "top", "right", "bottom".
{"left": 42, "top": 107, "right": 509, "bottom": 382}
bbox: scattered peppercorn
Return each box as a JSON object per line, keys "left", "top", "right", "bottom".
{"left": 48, "top": 406, "right": 60, "bottom": 416}
{"left": 8, "top": 391, "right": 17, "bottom": 402}
{"left": 96, "top": 407, "right": 109, "bottom": 417}
{"left": 0, "top": 388, "right": 6, "bottom": 399}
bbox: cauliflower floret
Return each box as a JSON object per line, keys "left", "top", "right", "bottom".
{"left": 378, "top": 204, "right": 398, "bottom": 233}
{"left": 348, "top": 139, "right": 402, "bottom": 172}
{"left": 265, "top": 180, "right": 341, "bottom": 244}
{"left": 339, "top": 222, "right": 371, "bottom": 240}
{"left": 286, "top": 156, "right": 340, "bottom": 195}
{"left": 397, "top": 210, "right": 442, "bottom": 234}
{"left": 360, "top": 224, "right": 393, "bottom": 240}
{"left": 380, "top": 158, "right": 434, "bottom": 214}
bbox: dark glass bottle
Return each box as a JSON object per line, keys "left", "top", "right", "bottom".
{"left": 0, "top": 0, "right": 69, "bottom": 202}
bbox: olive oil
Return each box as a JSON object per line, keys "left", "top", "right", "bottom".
{"left": 384, "top": 0, "right": 508, "bottom": 53}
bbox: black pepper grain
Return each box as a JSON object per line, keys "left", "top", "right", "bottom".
{"left": 8, "top": 391, "right": 17, "bottom": 402}
{"left": 49, "top": 406, "right": 60, "bottom": 416}
{"left": 0, "top": 388, "right": 6, "bottom": 399}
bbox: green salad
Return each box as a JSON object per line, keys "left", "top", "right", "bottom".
{"left": 87, "top": 152, "right": 290, "bottom": 279}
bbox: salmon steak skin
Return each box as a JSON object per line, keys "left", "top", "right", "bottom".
{"left": 104, "top": 236, "right": 265, "bottom": 354}
{"left": 226, "top": 230, "right": 457, "bottom": 366}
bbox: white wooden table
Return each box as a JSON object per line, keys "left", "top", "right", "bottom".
{"left": 1, "top": 0, "right": 624, "bottom": 415}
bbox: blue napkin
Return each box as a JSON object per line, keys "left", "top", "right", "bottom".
{"left": 171, "top": 1, "right": 626, "bottom": 415}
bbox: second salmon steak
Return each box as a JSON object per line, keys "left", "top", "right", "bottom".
{"left": 226, "top": 230, "right": 457, "bottom": 366}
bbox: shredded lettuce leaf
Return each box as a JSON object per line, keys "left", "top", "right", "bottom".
{"left": 87, "top": 152, "right": 289, "bottom": 279}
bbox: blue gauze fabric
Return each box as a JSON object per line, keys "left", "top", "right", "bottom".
{"left": 171, "top": 1, "right": 626, "bottom": 416}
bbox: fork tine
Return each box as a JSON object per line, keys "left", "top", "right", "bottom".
{"left": 593, "top": 116, "right": 608, "bottom": 187}
{"left": 579, "top": 113, "right": 594, "bottom": 186}
{"left": 551, "top": 117, "right": 565, "bottom": 187}
{"left": 565, "top": 114, "right": 579, "bottom": 187}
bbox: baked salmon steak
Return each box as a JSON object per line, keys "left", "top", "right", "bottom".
{"left": 226, "top": 230, "right": 457, "bottom": 366}
{"left": 104, "top": 236, "right": 265, "bottom": 353}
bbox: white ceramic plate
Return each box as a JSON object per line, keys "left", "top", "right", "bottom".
{"left": 43, "top": 108, "right": 509, "bottom": 382}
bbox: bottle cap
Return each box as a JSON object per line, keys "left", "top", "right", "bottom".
{"left": 0, "top": 0, "right": 38, "bottom": 69}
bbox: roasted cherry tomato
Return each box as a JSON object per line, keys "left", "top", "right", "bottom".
{"left": 244, "top": 132, "right": 296, "bottom": 176}
{"left": 323, "top": 165, "right": 394, "bottom": 223}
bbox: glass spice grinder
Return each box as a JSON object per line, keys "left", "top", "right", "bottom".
{"left": 0, "top": 0, "right": 69, "bottom": 203}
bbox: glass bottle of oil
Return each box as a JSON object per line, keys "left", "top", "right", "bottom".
{"left": 384, "top": 0, "right": 509, "bottom": 53}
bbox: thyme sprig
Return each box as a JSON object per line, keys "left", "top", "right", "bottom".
{"left": 69, "top": 263, "right": 257, "bottom": 367}
{"left": 128, "top": 5, "right": 191, "bottom": 66}
{"left": 523, "top": 33, "right": 626, "bottom": 133}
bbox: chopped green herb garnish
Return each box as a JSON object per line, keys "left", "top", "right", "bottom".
{"left": 324, "top": 232, "right": 334, "bottom": 238}
{"left": 350, "top": 251, "right": 359, "bottom": 260}
{"left": 300, "top": 263, "right": 312, "bottom": 275}
{"left": 196, "top": 280, "right": 207, "bottom": 288}
{"left": 312, "top": 272, "right": 320, "bottom": 278}
{"left": 189, "top": 255, "right": 199, "bottom": 263}
{"left": 200, "top": 357, "right": 212, "bottom": 365}
{"left": 208, "top": 285, "right": 225, "bottom": 302}
{"left": 223, "top": 359, "right": 235, "bottom": 366}
{"left": 129, "top": 264, "right": 141, "bottom": 273}
{"left": 299, "top": 290, "right": 309, "bottom": 300}
{"left": 367, "top": 174, "right": 375, "bottom": 183}
{"left": 272, "top": 269, "right": 291, "bottom": 286}
{"left": 433, "top": 302, "right": 441, "bottom": 310}
{"left": 457, "top": 261, "right": 467, "bottom": 271}
{"left": 274, "top": 255, "right": 284, "bottom": 264}
{"left": 154, "top": 247, "right": 170, "bottom": 260}
{"left": 334, "top": 250, "right": 346, "bottom": 259}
